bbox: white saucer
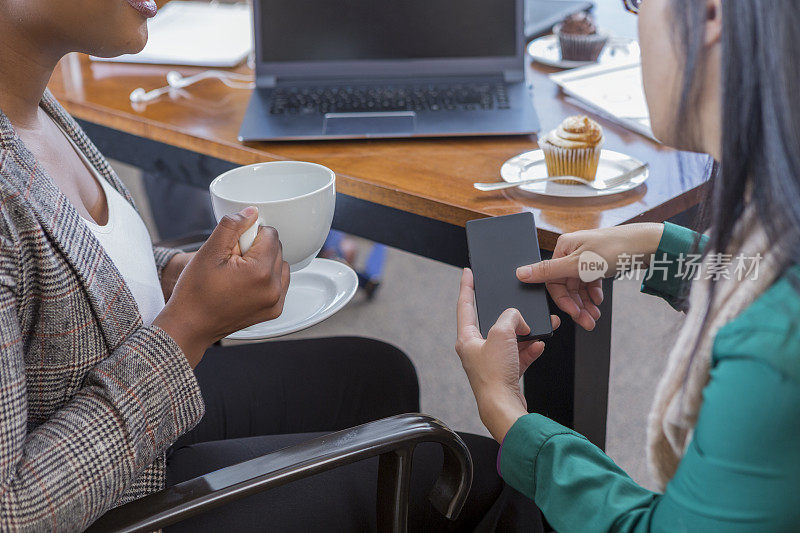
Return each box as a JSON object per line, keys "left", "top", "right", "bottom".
{"left": 500, "top": 149, "right": 648, "bottom": 198}
{"left": 527, "top": 35, "right": 640, "bottom": 69}
{"left": 227, "top": 258, "right": 358, "bottom": 341}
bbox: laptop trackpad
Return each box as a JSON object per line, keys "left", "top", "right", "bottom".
{"left": 324, "top": 112, "right": 416, "bottom": 136}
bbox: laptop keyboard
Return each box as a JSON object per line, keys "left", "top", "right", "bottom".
{"left": 269, "top": 82, "right": 510, "bottom": 115}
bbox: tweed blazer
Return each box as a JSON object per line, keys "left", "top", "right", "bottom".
{"left": 0, "top": 91, "right": 205, "bottom": 531}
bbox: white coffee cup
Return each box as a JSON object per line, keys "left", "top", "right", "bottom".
{"left": 209, "top": 161, "right": 336, "bottom": 271}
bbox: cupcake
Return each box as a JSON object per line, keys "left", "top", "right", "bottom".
{"left": 554, "top": 13, "right": 608, "bottom": 62}
{"left": 540, "top": 116, "right": 604, "bottom": 184}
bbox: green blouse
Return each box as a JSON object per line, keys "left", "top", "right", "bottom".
{"left": 499, "top": 223, "right": 800, "bottom": 531}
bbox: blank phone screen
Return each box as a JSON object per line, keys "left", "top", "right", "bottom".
{"left": 466, "top": 213, "right": 552, "bottom": 341}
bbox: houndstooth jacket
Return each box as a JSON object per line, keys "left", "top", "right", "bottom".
{"left": 0, "top": 91, "right": 205, "bottom": 531}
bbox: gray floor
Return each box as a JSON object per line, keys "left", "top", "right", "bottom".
{"left": 113, "top": 160, "right": 684, "bottom": 492}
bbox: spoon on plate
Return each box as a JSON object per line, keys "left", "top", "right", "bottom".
{"left": 473, "top": 163, "right": 649, "bottom": 192}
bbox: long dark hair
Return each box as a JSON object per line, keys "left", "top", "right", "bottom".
{"left": 673, "top": 0, "right": 800, "bottom": 291}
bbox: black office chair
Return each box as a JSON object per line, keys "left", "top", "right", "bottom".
{"left": 87, "top": 414, "right": 473, "bottom": 533}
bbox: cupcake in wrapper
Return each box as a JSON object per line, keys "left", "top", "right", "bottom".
{"left": 540, "top": 116, "right": 604, "bottom": 184}
{"left": 554, "top": 13, "right": 609, "bottom": 62}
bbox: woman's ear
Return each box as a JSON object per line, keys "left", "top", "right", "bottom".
{"left": 704, "top": 0, "right": 723, "bottom": 46}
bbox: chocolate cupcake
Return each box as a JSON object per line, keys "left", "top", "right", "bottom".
{"left": 554, "top": 13, "right": 608, "bottom": 62}
{"left": 540, "top": 116, "right": 604, "bottom": 184}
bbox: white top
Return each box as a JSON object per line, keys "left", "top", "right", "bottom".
{"left": 58, "top": 127, "right": 166, "bottom": 325}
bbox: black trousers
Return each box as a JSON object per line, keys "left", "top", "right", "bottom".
{"left": 165, "top": 337, "right": 542, "bottom": 532}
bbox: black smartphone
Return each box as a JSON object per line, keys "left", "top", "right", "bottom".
{"left": 466, "top": 212, "right": 553, "bottom": 342}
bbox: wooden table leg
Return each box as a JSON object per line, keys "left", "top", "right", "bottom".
{"left": 523, "top": 272, "right": 613, "bottom": 450}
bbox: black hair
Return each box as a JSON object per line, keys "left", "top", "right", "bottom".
{"left": 672, "top": 0, "right": 800, "bottom": 296}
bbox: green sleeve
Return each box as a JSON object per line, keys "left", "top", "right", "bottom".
{"left": 640, "top": 222, "right": 708, "bottom": 311}
{"left": 499, "top": 357, "right": 800, "bottom": 532}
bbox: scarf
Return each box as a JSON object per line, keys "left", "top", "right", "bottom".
{"left": 646, "top": 206, "right": 784, "bottom": 489}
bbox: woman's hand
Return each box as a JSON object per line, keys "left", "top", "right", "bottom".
{"left": 516, "top": 223, "right": 664, "bottom": 331}
{"left": 153, "top": 207, "right": 290, "bottom": 367}
{"left": 160, "top": 252, "right": 194, "bottom": 302}
{"left": 456, "top": 268, "right": 561, "bottom": 442}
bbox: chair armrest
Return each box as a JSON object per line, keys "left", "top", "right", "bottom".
{"left": 87, "top": 414, "right": 472, "bottom": 533}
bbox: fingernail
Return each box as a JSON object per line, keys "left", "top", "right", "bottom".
{"left": 516, "top": 266, "right": 531, "bottom": 279}
{"left": 241, "top": 206, "right": 257, "bottom": 217}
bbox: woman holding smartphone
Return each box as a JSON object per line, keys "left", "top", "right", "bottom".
{"left": 457, "top": 0, "right": 800, "bottom": 529}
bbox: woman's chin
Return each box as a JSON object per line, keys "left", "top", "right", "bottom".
{"left": 87, "top": 26, "right": 147, "bottom": 58}
{"left": 120, "top": 25, "right": 148, "bottom": 55}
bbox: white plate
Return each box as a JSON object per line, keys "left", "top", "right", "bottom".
{"left": 500, "top": 149, "right": 648, "bottom": 198}
{"left": 527, "top": 35, "right": 640, "bottom": 69}
{"left": 226, "top": 258, "right": 358, "bottom": 341}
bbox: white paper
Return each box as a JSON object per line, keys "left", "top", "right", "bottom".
{"left": 91, "top": 1, "right": 252, "bottom": 67}
{"left": 549, "top": 61, "right": 657, "bottom": 142}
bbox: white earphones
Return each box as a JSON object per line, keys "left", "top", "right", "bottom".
{"left": 129, "top": 70, "right": 254, "bottom": 104}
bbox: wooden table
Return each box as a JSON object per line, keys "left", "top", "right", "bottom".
{"left": 47, "top": 8, "right": 710, "bottom": 448}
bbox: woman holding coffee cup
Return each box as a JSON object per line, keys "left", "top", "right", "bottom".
{"left": 0, "top": 1, "right": 538, "bottom": 531}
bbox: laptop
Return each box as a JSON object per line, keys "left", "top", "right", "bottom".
{"left": 238, "top": 0, "right": 540, "bottom": 141}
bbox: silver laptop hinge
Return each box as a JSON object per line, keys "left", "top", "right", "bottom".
{"left": 504, "top": 70, "right": 524, "bottom": 83}
{"left": 256, "top": 74, "right": 277, "bottom": 87}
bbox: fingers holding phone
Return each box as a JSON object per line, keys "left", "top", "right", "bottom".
{"left": 465, "top": 213, "right": 554, "bottom": 341}
{"left": 515, "top": 239, "right": 602, "bottom": 331}
{"left": 515, "top": 223, "right": 665, "bottom": 330}
{"left": 455, "top": 268, "right": 560, "bottom": 442}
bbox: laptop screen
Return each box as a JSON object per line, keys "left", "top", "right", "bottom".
{"left": 258, "top": 0, "right": 517, "bottom": 63}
